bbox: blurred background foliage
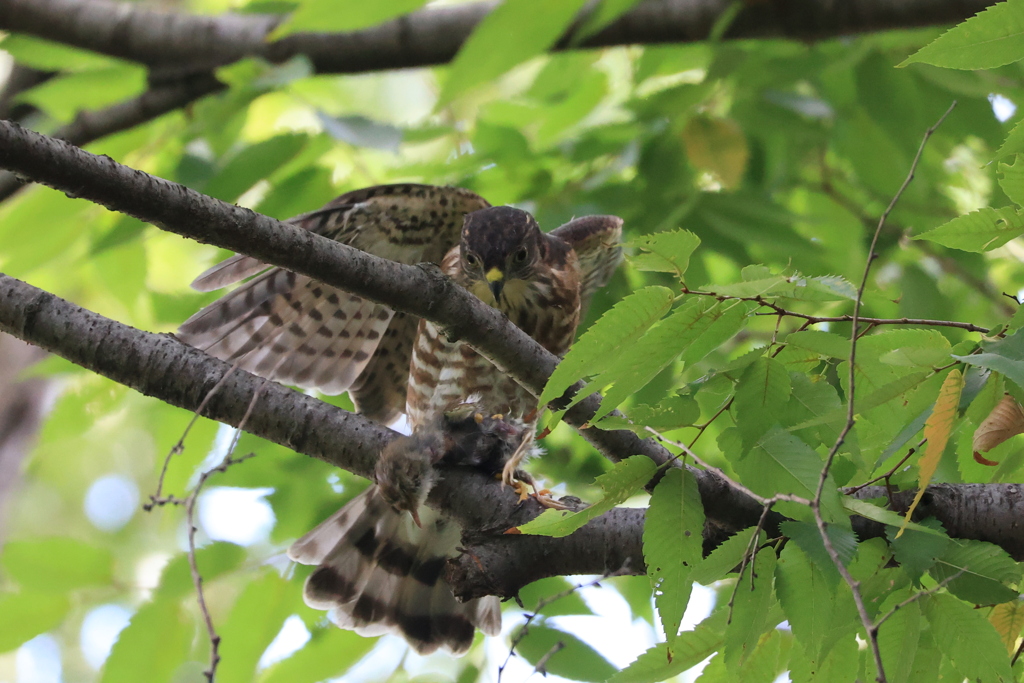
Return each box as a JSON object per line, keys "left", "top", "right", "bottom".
{"left": 0, "top": 0, "right": 1022, "bottom": 682}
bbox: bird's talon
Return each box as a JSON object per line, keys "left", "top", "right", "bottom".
{"left": 474, "top": 412, "right": 484, "bottom": 424}
{"left": 491, "top": 413, "right": 504, "bottom": 420}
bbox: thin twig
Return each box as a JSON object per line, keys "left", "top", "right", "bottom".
{"left": 811, "top": 101, "right": 957, "bottom": 683}
{"left": 844, "top": 438, "right": 924, "bottom": 495}
{"left": 873, "top": 569, "right": 965, "bottom": 630}
{"left": 532, "top": 642, "right": 566, "bottom": 677}
{"left": 497, "top": 568, "right": 629, "bottom": 683}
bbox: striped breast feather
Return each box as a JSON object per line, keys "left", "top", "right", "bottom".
{"left": 290, "top": 487, "right": 500, "bottom": 655}
{"left": 178, "top": 272, "right": 392, "bottom": 395}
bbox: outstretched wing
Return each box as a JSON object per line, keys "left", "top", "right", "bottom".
{"left": 178, "top": 184, "right": 490, "bottom": 423}
{"left": 549, "top": 215, "right": 623, "bottom": 320}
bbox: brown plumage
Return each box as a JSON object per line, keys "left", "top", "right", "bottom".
{"left": 178, "top": 185, "right": 623, "bottom": 655}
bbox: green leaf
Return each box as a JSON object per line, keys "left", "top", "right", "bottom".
{"left": 999, "top": 154, "right": 1024, "bottom": 205}
{"left": 930, "top": 539, "right": 1022, "bottom": 605}
{"left": 876, "top": 592, "right": 921, "bottom": 683}
{"left": 724, "top": 548, "right": 777, "bottom": 666}
{"left": 18, "top": 65, "right": 147, "bottom": 123}
{"left": 708, "top": 272, "right": 856, "bottom": 302}
{"left": 775, "top": 544, "right": 835, "bottom": 661}
{"left": 608, "top": 609, "right": 726, "bottom": 683}
{"left": 888, "top": 519, "right": 951, "bottom": 580}
{"left": 842, "top": 498, "right": 946, "bottom": 537}
{"left": 514, "top": 624, "right": 616, "bottom": 682}
{"left": 994, "top": 116, "right": 1024, "bottom": 160}
{"left": 155, "top": 543, "right": 247, "bottom": 599}
{"left": 0, "top": 34, "right": 123, "bottom": 71}
{"left": 787, "top": 371, "right": 931, "bottom": 432}
{"left": 204, "top": 134, "right": 309, "bottom": 202}
{"left": 625, "top": 229, "right": 700, "bottom": 276}
{"left": 217, "top": 571, "right": 299, "bottom": 683}
{"left": 260, "top": 627, "right": 376, "bottom": 683}
{"left": 595, "top": 393, "right": 700, "bottom": 433}
{"left": 101, "top": 598, "right": 192, "bottom": 683}
{"left": 644, "top": 469, "right": 705, "bottom": 644}
{"left": 518, "top": 577, "right": 593, "bottom": 616}
{"left": 587, "top": 299, "right": 746, "bottom": 422}
{"left": 2, "top": 537, "right": 113, "bottom": 592}
{"left": 0, "top": 592, "right": 69, "bottom": 653}
{"left": 733, "top": 356, "right": 793, "bottom": 451}
{"left": 781, "top": 520, "right": 858, "bottom": 585}
{"left": 913, "top": 206, "right": 1024, "bottom": 252}
{"left": 954, "top": 328, "right": 1024, "bottom": 392}
{"left": 271, "top": 0, "right": 430, "bottom": 37}
{"left": 438, "top": 0, "right": 591, "bottom": 105}
{"left": 540, "top": 286, "right": 674, "bottom": 407}
{"left": 901, "top": 0, "right": 1024, "bottom": 70}
{"left": 923, "top": 594, "right": 1014, "bottom": 681}
{"left": 737, "top": 426, "right": 845, "bottom": 522}
{"left": 691, "top": 527, "right": 762, "bottom": 586}
{"left": 517, "top": 455, "right": 657, "bottom": 537}
{"left": 574, "top": 0, "right": 646, "bottom": 39}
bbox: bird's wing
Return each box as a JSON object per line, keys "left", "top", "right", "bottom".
{"left": 178, "top": 184, "right": 490, "bottom": 422}
{"left": 549, "top": 215, "right": 624, "bottom": 320}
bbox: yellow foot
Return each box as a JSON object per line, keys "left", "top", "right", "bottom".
{"left": 511, "top": 479, "right": 531, "bottom": 502}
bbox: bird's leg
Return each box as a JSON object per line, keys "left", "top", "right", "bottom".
{"left": 501, "top": 429, "right": 534, "bottom": 491}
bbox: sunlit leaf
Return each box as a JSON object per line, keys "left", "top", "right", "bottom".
{"left": 913, "top": 206, "right": 1024, "bottom": 252}
{"left": 682, "top": 115, "right": 749, "bottom": 189}
{"left": 0, "top": 592, "right": 69, "bottom": 653}
{"left": 260, "top": 627, "right": 376, "bottom": 683}
{"left": 271, "top": 0, "right": 430, "bottom": 37}
{"left": 438, "top": 0, "right": 591, "bottom": 105}
{"left": 625, "top": 229, "right": 700, "bottom": 276}
{"left": 690, "top": 527, "right": 762, "bottom": 586}
{"left": 901, "top": 0, "right": 1024, "bottom": 70}
{"left": 998, "top": 154, "right": 1024, "bottom": 205}
{"left": 217, "top": 571, "right": 299, "bottom": 683}
{"left": 608, "top": 610, "right": 726, "bottom": 683}
{"left": 988, "top": 600, "right": 1024, "bottom": 655}
{"left": 899, "top": 369, "right": 963, "bottom": 536}
{"left": 724, "top": 548, "right": 777, "bottom": 666}
{"left": 2, "top": 537, "right": 113, "bottom": 592}
{"left": 101, "top": 598, "right": 191, "bottom": 683}
{"left": 514, "top": 624, "right": 616, "bottom": 682}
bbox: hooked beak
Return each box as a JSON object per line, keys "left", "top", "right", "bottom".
{"left": 409, "top": 506, "right": 423, "bottom": 528}
{"left": 486, "top": 268, "right": 505, "bottom": 301}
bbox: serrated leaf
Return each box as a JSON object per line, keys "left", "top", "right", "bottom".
{"left": 783, "top": 330, "right": 851, "bottom": 359}
{"left": 901, "top": 0, "right": 1024, "bottom": 70}
{"left": 596, "top": 394, "right": 700, "bottom": 433}
{"left": 708, "top": 273, "right": 856, "bottom": 301}
{"left": 733, "top": 356, "right": 792, "bottom": 451}
{"left": 989, "top": 600, "right": 1024, "bottom": 655}
{"left": 587, "top": 299, "right": 746, "bottom": 422}
{"left": 608, "top": 609, "right": 726, "bottom": 683}
{"left": 775, "top": 544, "right": 835, "bottom": 658}
{"left": 271, "top": 0, "right": 430, "bottom": 37}
{"left": 738, "top": 426, "right": 845, "bottom": 522}
{"left": 898, "top": 369, "right": 963, "bottom": 537}
{"left": 101, "top": 598, "right": 191, "bottom": 683}
{"left": 515, "top": 624, "right": 616, "bottom": 682}
{"left": 923, "top": 594, "right": 1013, "bottom": 681}
{"left": 691, "top": 527, "right": 762, "bottom": 586}
{"left": 999, "top": 154, "right": 1024, "bottom": 205}
{"left": 644, "top": 469, "right": 705, "bottom": 644}
{"left": 540, "top": 286, "right": 674, "bottom": 407}
{"left": 995, "top": 117, "right": 1024, "bottom": 161}
{"left": 888, "top": 518, "right": 951, "bottom": 580}
{"left": 955, "top": 328, "right": 1024, "bottom": 392}
{"left": 788, "top": 371, "right": 931, "bottom": 433}
{"left": 438, "top": 0, "right": 591, "bottom": 105}
{"left": 626, "top": 229, "right": 700, "bottom": 276}
{"left": 0, "top": 592, "right": 69, "bottom": 653}
{"left": 930, "top": 539, "right": 1022, "bottom": 605}
{"left": 517, "top": 455, "right": 657, "bottom": 537}
{"left": 2, "top": 537, "right": 113, "bottom": 592}
{"left": 913, "top": 206, "right": 1024, "bottom": 252}
{"left": 724, "top": 548, "right": 777, "bottom": 666}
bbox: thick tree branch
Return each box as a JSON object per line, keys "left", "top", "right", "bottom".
{"left": 0, "top": 0, "right": 997, "bottom": 76}
{"left": 3, "top": 272, "right": 1022, "bottom": 601}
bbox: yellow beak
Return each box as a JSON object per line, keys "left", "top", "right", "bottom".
{"left": 485, "top": 268, "right": 504, "bottom": 300}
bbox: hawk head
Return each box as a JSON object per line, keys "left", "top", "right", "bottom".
{"left": 459, "top": 206, "right": 546, "bottom": 309}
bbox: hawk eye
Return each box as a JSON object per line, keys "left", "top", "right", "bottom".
{"left": 514, "top": 247, "right": 528, "bottom": 263}
{"left": 465, "top": 253, "right": 479, "bottom": 267}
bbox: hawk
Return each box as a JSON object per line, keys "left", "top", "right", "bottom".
{"left": 178, "top": 184, "right": 622, "bottom": 654}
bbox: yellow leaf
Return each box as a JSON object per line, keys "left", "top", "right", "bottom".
{"left": 973, "top": 393, "right": 1024, "bottom": 456}
{"left": 897, "top": 369, "right": 963, "bottom": 538}
{"left": 989, "top": 601, "right": 1024, "bottom": 655}
{"left": 681, "top": 116, "right": 749, "bottom": 190}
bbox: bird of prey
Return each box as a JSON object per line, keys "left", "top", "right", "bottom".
{"left": 178, "top": 183, "right": 623, "bottom": 654}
